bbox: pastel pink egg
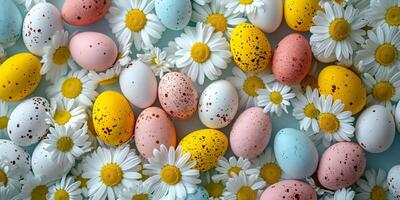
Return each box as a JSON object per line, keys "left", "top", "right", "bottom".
{"left": 317, "top": 142, "right": 366, "bottom": 190}
{"left": 135, "top": 107, "right": 177, "bottom": 159}
{"left": 261, "top": 180, "right": 317, "bottom": 200}
{"left": 230, "top": 107, "right": 272, "bottom": 159}
{"left": 62, "top": 0, "right": 111, "bottom": 26}
{"left": 272, "top": 33, "right": 312, "bottom": 85}
{"left": 69, "top": 31, "right": 117, "bottom": 72}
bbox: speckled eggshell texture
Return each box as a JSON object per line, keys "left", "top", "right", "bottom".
{"left": 260, "top": 180, "right": 317, "bottom": 200}
{"left": 284, "top": 0, "right": 320, "bottom": 32}
{"left": 317, "top": 142, "right": 366, "bottom": 190}
{"left": 0, "top": 139, "right": 31, "bottom": 175}
{"left": 158, "top": 72, "right": 199, "bottom": 120}
{"left": 135, "top": 107, "right": 177, "bottom": 159}
{"left": 0, "top": 0, "right": 23, "bottom": 48}
{"left": 155, "top": 0, "right": 192, "bottom": 30}
{"left": 62, "top": 0, "right": 112, "bottom": 26}
{"left": 230, "top": 107, "right": 272, "bottom": 159}
{"left": 388, "top": 165, "right": 400, "bottom": 199}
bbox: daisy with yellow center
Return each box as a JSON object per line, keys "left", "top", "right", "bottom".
{"left": 213, "top": 156, "right": 259, "bottom": 183}
{"left": 47, "top": 175, "right": 82, "bottom": 200}
{"left": 82, "top": 145, "right": 142, "bottom": 200}
{"left": 203, "top": 173, "right": 225, "bottom": 200}
{"left": 256, "top": 81, "right": 296, "bottom": 117}
{"left": 106, "top": 0, "right": 166, "bottom": 51}
{"left": 46, "top": 97, "right": 87, "bottom": 130}
{"left": 71, "top": 163, "right": 89, "bottom": 198}
{"left": 223, "top": 171, "right": 266, "bottom": 200}
{"left": 355, "top": 168, "right": 389, "bottom": 200}
{"left": 119, "top": 181, "right": 152, "bottom": 200}
{"left": 368, "top": 0, "right": 400, "bottom": 28}
{"left": 143, "top": 145, "right": 201, "bottom": 200}
{"left": 251, "top": 147, "right": 287, "bottom": 187}
{"left": 137, "top": 47, "right": 174, "bottom": 78}
{"left": 292, "top": 86, "right": 322, "bottom": 133}
{"left": 18, "top": 172, "right": 51, "bottom": 200}
{"left": 225, "top": 0, "right": 264, "bottom": 16}
{"left": 0, "top": 101, "right": 12, "bottom": 135}
{"left": 0, "top": 159, "right": 21, "bottom": 198}
{"left": 322, "top": 188, "right": 355, "bottom": 200}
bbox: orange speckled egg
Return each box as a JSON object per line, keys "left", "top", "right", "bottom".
{"left": 284, "top": 0, "right": 321, "bottom": 32}
{"left": 62, "top": 0, "right": 112, "bottom": 26}
{"left": 260, "top": 180, "right": 317, "bottom": 200}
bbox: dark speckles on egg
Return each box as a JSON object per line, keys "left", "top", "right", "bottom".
{"left": 261, "top": 180, "right": 317, "bottom": 199}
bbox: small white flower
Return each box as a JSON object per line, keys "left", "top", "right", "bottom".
{"left": 306, "top": 177, "right": 334, "bottom": 197}
{"left": 292, "top": 86, "right": 321, "bottom": 133}
{"left": 118, "top": 181, "right": 152, "bottom": 200}
{"left": 213, "top": 156, "right": 259, "bottom": 183}
{"left": 193, "top": 0, "right": 211, "bottom": 6}
{"left": 137, "top": 47, "right": 174, "bottom": 78}
{"left": 256, "top": 81, "right": 296, "bottom": 117}
{"left": 355, "top": 168, "right": 389, "bottom": 200}
{"left": 18, "top": 172, "right": 52, "bottom": 200}
{"left": 47, "top": 175, "right": 82, "bottom": 200}
{"left": 322, "top": 188, "right": 355, "bottom": 200}
{"left": 225, "top": 0, "right": 264, "bottom": 16}
{"left": 204, "top": 172, "right": 225, "bottom": 200}
{"left": 223, "top": 171, "right": 266, "bottom": 200}
{"left": 251, "top": 147, "right": 286, "bottom": 187}
{"left": 71, "top": 162, "right": 89, "bottom": 198}
{"left": 0, "top": 101, "right": 12, "bottom": 135}
{"left": 319, "top": 0, "right": 351, "bottom": 6}
{"left": 46, "top": 97, "right": 87, "bottom": 130}
{"left": 0, "top": 186, "right": 18, "bottom": 200}
{"left": 14, "top": 0, "right": 45, "bottom": 10}
{"left": 368, "top": 0, "right": 400, "bottom": 28}
{"left": 0, "top": 159, "right": 21, "bottom": 197}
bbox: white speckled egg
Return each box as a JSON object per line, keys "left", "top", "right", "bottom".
{"left": 0, "top": 139, "right": 30, "bottom": 175}
{"left": 248, "top": 0, "right": 283, "bottom": 33}
{"left": 356, "top": 105, "right": 395, "bottom": 153}
{"left": 22, "top": 2, "right": 64, "bottom": 56}
{"left": 388, "top": 165, "right": 400, "bottom": 199}
{"left": 155, "top": 0, "right": 192, "bottom": 30}
{"left": 7, "top": 97, "right": 50, "bottom": 146}
{"left": 198, "top": 80, "right": 239, "bottom": 129}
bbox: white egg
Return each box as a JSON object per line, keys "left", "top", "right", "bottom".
{"left": 198, "top": 80, "right": 239, "bottom": 129}
{"left": 119, "top": 60, "right": 157, "bottom": 109}
{"left": 248, "top": 0, "right": 283, "bottom": 33}
{"left": 388, "top": 165, "right": 400, "bottom": 200}
{"left": 7, "top": 97, "right": 50, "bottom": 146}
{"left": 0, "top": 139, "right": 30, "bottom": 175}
{"left": 22, "top": 2, "right": 64, "bottom": 56}
{"left": 32, "top": 140, "right": 73, "bottom": 182}
{"left": 395, "top": 101, "right": 400, "bottom": 131}
{"left": 355, "top": 105, "right": 395, "bottom": 153}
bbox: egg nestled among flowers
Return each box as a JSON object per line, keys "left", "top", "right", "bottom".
{"left": 0, "top": 0, "right": 22, "bottom": 48}
{"left": 0, "top": 139, "right": 31, "bottom": 175}
{"left": 260, "top": 180, "right": 317, "bottom": 200}
{"left": 62, "top": 0, "right": 112, "bottom": 26}
{"left": 155, "top": 0, "right": 192, "bottom": 30}
{"left": 284, "top": 0, "right": 320, "bottom": 32}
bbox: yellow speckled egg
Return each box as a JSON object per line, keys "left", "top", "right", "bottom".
{"left": 0, "top": 53, "right": 41, "bottom": 102}
{"left": 93, "top": 90, "right": 135, "bottom": 145}
{"left": 284, "top": 0, "right": 321, "bottom": 32}
{"left": 230, "top": 23, "right": 272, "bottom": 73}
{"left": 318, "top": 66, "right": 366, "bottom": 114}
{"left": 179, "top": 129, "right": 228, "bottom": 171}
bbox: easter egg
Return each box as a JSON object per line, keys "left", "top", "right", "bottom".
{"left": 23, "top": 2, "right": 64, "bottom": 56}
{"left": 185, "top": 187, "right": 209, "bottom": 200}
{"left": 230, "top": 107, "right": 272, "bottom": 159}
{"left": 158, "top": 72, "right": 199, "bottom": 120}
{"left": 355, "top": 105, "right": 395, "bottom": 153}
{"left": 274, "top": 128, "right": 319, "bottom": 179}
{"left": 135, "top": 107, "right": 177, "bottom": 159}
{"left": 69, "top": 32, "right": 118, "bottom": 72}
{"left": 0, "top": 139, "right": 31, "bottom": 175}
{"left": 93, "top": 90, "right": 135, "bottom": 146}
{"left": 272, "top": 33, "right": 312, "bottom": 85}
{"left": 62, "top": 0, "right": 112, "bottom": 26}
{"left": 388, "top": 165, "right": 400, "bottom": 199}
{"left": 119, "top": 61, "right": 157, "bottom": 109}
{"left": 230, "top": 23, "right": 272, "bottom": 73}
{"left": 198, "top": 80, "right": 239, "bottom": 129}
{"left": 318, "top": 65, "right": 366, "bottom": 114}
{"left": 247, "top": 0, "right": 283, "bottom": 33}
{"left": 284, "top": 0, "right": 320, "bottom": 32}
{"left": 0, "top": 53, "right": 41, "bottom": 102}
{"left": 179, "top": 129, "right": 228, "bottom": 171}
{"left": 260, "top": 180, "right": 317, "bottom": 200}
{"left": 0, "top": 0, "right": 22, "bottom": 48}
{"left": 155, "top": 0, "right": 192, "bottom": 30}
{"left": 317, "top": 142, "right": 366, "bottom": 190}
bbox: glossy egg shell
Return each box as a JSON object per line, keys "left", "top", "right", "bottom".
{"left": 0, "top": 139, "right": 31, "bottom": 175}
{"left": 155, "top": 0, "right": 192, "bottom": 30}
{"left": 248, "top": 0, "right": 283, "bottom": 33}
{"left": 0, "top": 0, "right": 23, "bottom": 47}
{"left": 284, "top": 0, "right": 320, "bottom": 32}
{"left": 260, "top": 180, "right": 317, "bottom": 200}
{"left": 62, "top": 0, "right": 112, "bottom": 26}
{"left": 388, "top": 165, "right": 400, "bottom": 199}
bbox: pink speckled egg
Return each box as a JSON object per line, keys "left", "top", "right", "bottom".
{"left": 62, "top": 0, "right": 111, "bottom": 26}
{"left": 260, "top": 180, "right": 317, "bottom": 200}
{"left": 230, "top": 107, "right": 272, "bottom": 159}
{"left": 317, "top": 142, "right": 366, "bottom": 190}
{"left": 158, "top": 72, "right": 199, "bottom": 120}
{"left": 69, "top": 31, "right": 117, "bottom": 71}
{"left": 272, "top": 33, "right": 312, "bottom": 85}
{"left": 135, "top": 107, "right": 177, "bottom": 159}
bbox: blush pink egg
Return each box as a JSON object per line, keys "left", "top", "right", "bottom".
{"left": 272, "top": 33, "right": 312, "bottom": 85}
{"left": 69, "top": 32, "right": 118, "bottom": 72}
{"left": 158, "top": 72, "right": 199, "bottom": 120}
{"left": 317, "top": 142, "right": 366, "bottom": 190}
{"left": 261, "top": 180, "right": 317, "bottom": 200}
{"left": 135, "top": 107, "right": 177, "bottom": 159}
{"left": 230, "top": 107, "right": 272, "bottom": 159}
{"left": 62, "top": 0, "right": 111, "bottom": 26}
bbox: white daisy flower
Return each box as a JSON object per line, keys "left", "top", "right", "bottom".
{"left": 106, "top": 0, "right": 166, "bottom": 51}
{"left": 0, "top": 101, "right": 12, "bottom": 135}
{"left": 143, "top": 145, "right": 201, "bottom": 200}
{"left": 227, "top": 67, "right": 275, "bottom": 109}
{"left": 307, "top": 95, "right": 355, "bottom": 147}
{"left": 0, "top": 159, "right": 21, "bottom": 195}
{"left": 310, "top": 2, "right": 367, "bottom": 61}
{"left": 47, "top": 175, "right": 82, "bottom": 200}
{"left": 46, "top": 97, "right": 87, "bottom": 130}
{"left": 18, "top": 172, "right": 51, "bottom": 200}
{"left": 82, "top": 145, "right": 142, "bottom": 200}
{"left": 363, "top": 72, "right": 400, "bottom": 111}
{"left": 319, "top": 0, "right": 351, "bottom": 6}
{"left": 193, "top": 0, "right": 211, "bottom": 6}
{"left": 15, "top": 0, "right": 45, "bottom": 10}
{"left": 71, "top": 163, "right": 89, "bottom": 198}
{"left": 118, "top": 181, "right": 152, "bottom": 200}
{"left": 251, "top": 147, "right": 286, "bottom": 187}
{"left": 173, "top": 22, "right": 231, "bottom": 85}
{"left": 368, "top": 0, "right": 400, "bottom": 28}
{"left": 204, "top": 172, "right": 225, "bottom": 200}
{"left": 306, "top": 177, "right": 334, "bottom": 197}
{"left": 0, "top": 186, "right": 18, "bottom": 200}
{"left": 164, "top": 41, "right": 179, "bottom": 65}
{"left": 212, "top": 156, "right": 259, "bottom": 183}
{"left": 292, "top": 86, "right": 321, "bottom": 133}
{"left": 222, "top": 171, "right": 266, "bottom": 200}
{"left": 137, "top": 47, "right": 174, "bottom": 78}
{"left": 46, "top": 69, "right": 98, "bottom": 107}
{"left": 192, "top": 0, "right": 247, "bottom": 38}
{"left": 256, "top": 81, "right": 296, "bottom": 117}
{"left": 322, "top": 188, "right": 355, "bottom": 200}
{"left": 355, "top": 24, "right": 400, "bottom": 76}
{"left": 355, "top": 168, "right": 389, "bottom": 200}
{"left": 225, "top": 0, "right": 264, "bottom": 16}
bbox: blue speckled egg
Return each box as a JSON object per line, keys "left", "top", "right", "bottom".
{"left": 155, "top": 0, "right": 192, "bottom": 30}
{"left": 274, "top": 128, "right": 319, "bottom": 179}
{"left": 0, "top": 0, "right": 22, "bottom": 48}
{"left": 186, "top": 187, "right": 209, "bottom": 200}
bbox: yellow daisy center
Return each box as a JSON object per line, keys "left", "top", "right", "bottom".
{"left": 53, "top": 47, "right": 71, "bottom": 65}
{"left": 386, "top": 6, "right": 400, "bottom": 26}
{"left": 372, "top": 81, "right": 395, "bottom": 102}
{"left": 126, "top": 9, "right": 147, "bottom": 32}
{"left": 0, "top": 116, "right": 9, "bottom": 129}
{"left": 205, "top": 182, "right": 224, "bottom": 198}
{"left": 239, "top": 0, "right": 254, "bottom": 5}
{"left": 371, "top": 185, "right": 386, "bottom": 200}
{"left": 99, "top": 76, "right": 118, "bottom": 86}
{"left": 75, "top": 175, "right": 88, "bottom": 189}
{"left": 333, "top": 0, "right": 344, "bottom": 3}
{"left": 260, "top": 163, "right": 282, "bottom": 185}
{"left": 54, "top": 110, "right": 72, "bottom": 125}
{"left": 375, "top": 44, "right": 397, "bottom": 66}
{"left": 190, "top": 42, "right": 211, "bottom": 64}
{"left": 318, "top": 113, "right": 340, "bottom": 133}
{"left": 228, "top": 166, "right": 242, "bottom": 177}
{"left": 304, "top": 104, "right": 320, "bottom": 119}
{"left": 132, "top": 194, "right": 149, "bottom": 200}
{"left": 329, "top": 18, "right": 351, "bottom": 41}
{"left": 237, "top": 186, "right": 257, "bottom": 200}
{"left": 31, "top": 185, "right": 48, "bottom": 200}
{"left": 100, "top": 163, "right": 123, "bottom": 187}
{"left": 151, "top": 56, "right": 159, "bottom": 65}
{"left": 206, "top": 14, "right": 228, "bottom": 32}
{"left": 243, "top": 76, "right": 265, "bottom": 97}
{"left": 61, "top": 78, "right": 83, "bottom": 99}
{"left": 0, "top": 169, "right": 8, "bottom": 186}
{"left": 54, "top": 189, "right": 69, "bottom": 200}
{"left": 270, "top": 92, "right": 283, "bottom": 105}
{"left": 160, "top": 165, "right": 181, "bottom": 185}
{"left": 56, "top": 136, "right": 74, "bottom": 152}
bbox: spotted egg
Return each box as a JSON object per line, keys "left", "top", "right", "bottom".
{"left": 62, "top": 0, "right": 112, "bottom": 26}
{"left": 0, "top": 139, "right": 31, "bottom": 175}
{"left": 179, "top": 129, "right": 228, "bottom": 171}
{"left": 284, "top": 0, "right": 320, "bottom": 32}
{"left": 260, "top": 180, "right": 317, "bottom": 200}
{"left": 93, "top": 90, "right": 135, "bottom": 146}
{"left": 155, "top": 0, "right": 192, "bottom": 30}
{"left": 388, "top": 165, "right": 400, "bottom": 199}
{"left": 0, "top": 0, "right": 23, "bottom": 48}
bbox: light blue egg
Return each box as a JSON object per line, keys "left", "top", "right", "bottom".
{"left": 155, "top": 0, "right": 192, "bottom": 30}
{"left": 0, "top": 0, "right": 22, "bottom": 48}
{"left": 274, "top": 128, "right": 319, "bottom": 179}
{"left": 186, "top": 187, "right": 209, "bottom": 200}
